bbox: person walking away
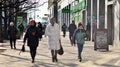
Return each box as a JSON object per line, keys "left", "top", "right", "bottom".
{"left": 86, "top": 22, "right": 91, "bottom": 41}
{"left": 45, "top": 17, "right": 60, "bottom": 62}
{"left": 37, "top": 22, "right": 43, "bottom": 40}
{"left": 23, "top": 20, "right": 40, "bottom": 63}
{"left": 73, "top": 22, "right": 86, "bottom": 62}
{"left": 68, "top": 20, "right": 77, "bottom": 46}
{"left": 62, "top": 23, "right": 67, "bottom": 37}
{"left": 18, "top": 23, "right": 24, "bottom": 38}
{"left": 8, "top": 22, "right": 18, "bottom": 49}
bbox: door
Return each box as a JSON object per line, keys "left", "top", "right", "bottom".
{"left": 107, "top": 5, "right": 114, "bottom": 45}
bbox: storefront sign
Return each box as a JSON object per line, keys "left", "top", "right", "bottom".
{"left": 71, "top": 0, "right": 85, "bottom": 13}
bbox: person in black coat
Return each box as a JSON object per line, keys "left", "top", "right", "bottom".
{"left": 18, "top": 23, "right": 24, "bottom": 37}
{"left": 37, "top": 22, "right": 43, "bottom": 40}
{"left": 62, "top": 23, "right": 67, "bottom": 37}
{"left": 8, "top": 22, "right": 18, "bottom": 49}
{"left": 23, "top": 20, "right": 40, "bottom": 63}
{"left": 68, "top": 20, "right": 77, "bottom": 46}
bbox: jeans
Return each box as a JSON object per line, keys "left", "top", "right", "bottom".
{"left": 77, "top": 43, "right": 83, "bottom": 58}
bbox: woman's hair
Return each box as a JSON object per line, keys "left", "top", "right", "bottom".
{"left": 29, "top": 20, "right": 36, "bottom": 26}
{"left": 78, "top": 22, "right": 84, "bottom": 28}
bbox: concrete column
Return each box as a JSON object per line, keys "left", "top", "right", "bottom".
{"left": 114, "top": 1, "right": 120, "bottom": 48}
{"left": 85, "top": 0, "right": 88, "bottom": 26}
{"left": 91, "top": 0, "right": 93, "bottom": 41}
{"left": 97, "top": 0, "right": 99, "bottom": 29}
{"left": 53, "top": 0, "right": 58, "bottom": 23}
{"left": 105, "top": 0, "right": 108, "bottom": 29}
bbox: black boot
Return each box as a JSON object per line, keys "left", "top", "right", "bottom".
{"left": 54, "top": 56, "right": 58, "bottom": 62}
{"left": 51, "top": 50, "right": 55, "bottom": 62}
{"left": 55, "top": 50, "right": 58, "bottom": 62}
{"left": 52, "top": 57, "right": 55, "bottom": 62}
{"left": 79, "top": 56, "right": 82, "bottom": 62}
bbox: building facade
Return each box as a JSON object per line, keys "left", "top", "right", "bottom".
{"left": 87, "top": 0, "right": 120, "bottom": 47}
{"left": 48, "top": 0, "right": 120, "bottom": 47}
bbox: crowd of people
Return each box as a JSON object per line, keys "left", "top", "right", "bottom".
{"left": 7, "top": 17, "right": 91, "bottom": 63}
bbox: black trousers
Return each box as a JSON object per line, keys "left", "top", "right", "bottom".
{"left": 69, "top": 34, "right": 75, "bottom": 45}
{"left": 29, "top": 46, "right": 37, "bottom": 61}
{"left": 63, "top": 30, "right": 66, "bottom": 37}
{"left": 10, "top": 38, "right": 16, "bottom": 49}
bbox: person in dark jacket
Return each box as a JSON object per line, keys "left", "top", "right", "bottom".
{"left": 62, "top": 23, "right": 67, "bottom": 37}
{"left": 8, "top": 22, "right": 18, "bottom": 49}
{"left": 73, "top": 22, "right": 86, "bottom": 62}
{"left": 86, "top": 22, "right": 91, "bottom": 41}
{"left": 68, "top": 20, "right": 77, "bottom": 46}
{"left": 23, "top": 20, "right": 40, "bottom": 63}
{"left": 18, "top": 23, "right": 24, "bottom": 37}
{"left": 37, "top": 22, "right": 43, "bottom": 40}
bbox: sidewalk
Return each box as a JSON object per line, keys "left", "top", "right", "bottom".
{"left": 0, "top": 32, "right": 120, "bottom": 67}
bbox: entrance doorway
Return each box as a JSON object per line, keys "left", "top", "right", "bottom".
{"left": 107, "top": 5, "right": 114, "bottom": 45}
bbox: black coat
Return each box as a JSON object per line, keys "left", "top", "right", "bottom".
{"left": 18, "top": 24, "right": 24, "bottom": 32}
{"left": 37, "top": 24, "right": 43, "bottom": 38}
{"left": 8, "top": 26, "right": 18, "bottom": 39}
{"left": 68, "top": 24, "right": 77, "bottom": 35}
{"left": 24, "top": 26, "right": 40, "bottom": 47}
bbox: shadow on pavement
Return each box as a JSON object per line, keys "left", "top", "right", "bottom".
{"left": 0, "top": 54, "right": 30, "bottom": 61}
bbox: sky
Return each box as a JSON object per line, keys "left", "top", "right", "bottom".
{"left": 27, "top": 0, "right": 48, "bottom": 22}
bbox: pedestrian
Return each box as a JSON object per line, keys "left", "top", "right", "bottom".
{"left": 37, "top": 22, "right": 43, "bottom": 40}
{"left": 62, "top": 23, "right": 67, "bottom": 37}
{"left": 45, "top": 17, "right": 60, "bottom": 62}
{"left": 18, "top": 23, "right": 24, "bottom": 38}
{"left": 86, "top": 22, "right": 91, "bottom": 41}
{"left": 8, "top": 22, "right": 18, "bottom": 49}
{"left": 72, "top": 22, "right": 86, "bottom": 62}
{"left": 68, "top": 20, "right": 77, "bottom": 46}
{"left": 23, "top": 20, "right": 40, "bottom": 63}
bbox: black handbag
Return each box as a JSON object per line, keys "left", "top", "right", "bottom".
{"left": 19, "top": 43, "right": 25, "bottom": 55}
{"left": 57, "top": 40, "right": 64, "bottom": 55}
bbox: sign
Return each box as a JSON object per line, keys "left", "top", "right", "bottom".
{"left": 62, "top": 9, "right": 70, "bottom": 13}
{"left": 94, "top": 29, "right": 109, "bottom": 51}
{"left": 71, "top": 0, "right": 86, "bottom": 13}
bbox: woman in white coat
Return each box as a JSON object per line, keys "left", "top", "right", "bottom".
{"left": 45, "top": 17, "right": 60, "bottom": 62}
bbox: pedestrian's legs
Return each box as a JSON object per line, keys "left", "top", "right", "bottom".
{"left": 13, "top": 39, "right": 16, "bottom": 49}
{"left": 69, "top": 34, "right": 73, "bottom": 46}
{"left": 63, "top": 31, "right": 66, "bottom": 37}
{"left": 51, "top": 50, "right": 58, "bottom": 62}
{"left": 77, "top": 43, "right": 83, "bottom": 62}
{"left": 10, "top": 38, "right": 13, "bottom": 49}
{"left": 51, "top": 50, "right": 55, "bottom": 62}
{"left": 30, "top": 46, "right": 37, "bottom": 63}
{"left": 54, "top": 50, "right": 58, "bottom": 62}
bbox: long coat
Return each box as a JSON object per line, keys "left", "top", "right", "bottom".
{"left": 8, "top": 26, "right": 18, "bottom": 40}
{"left": 45, "top": 23, "right": 60, "bottom": 50}
{"left": 23, "top": 26, "right": 40, "bottom": 47}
